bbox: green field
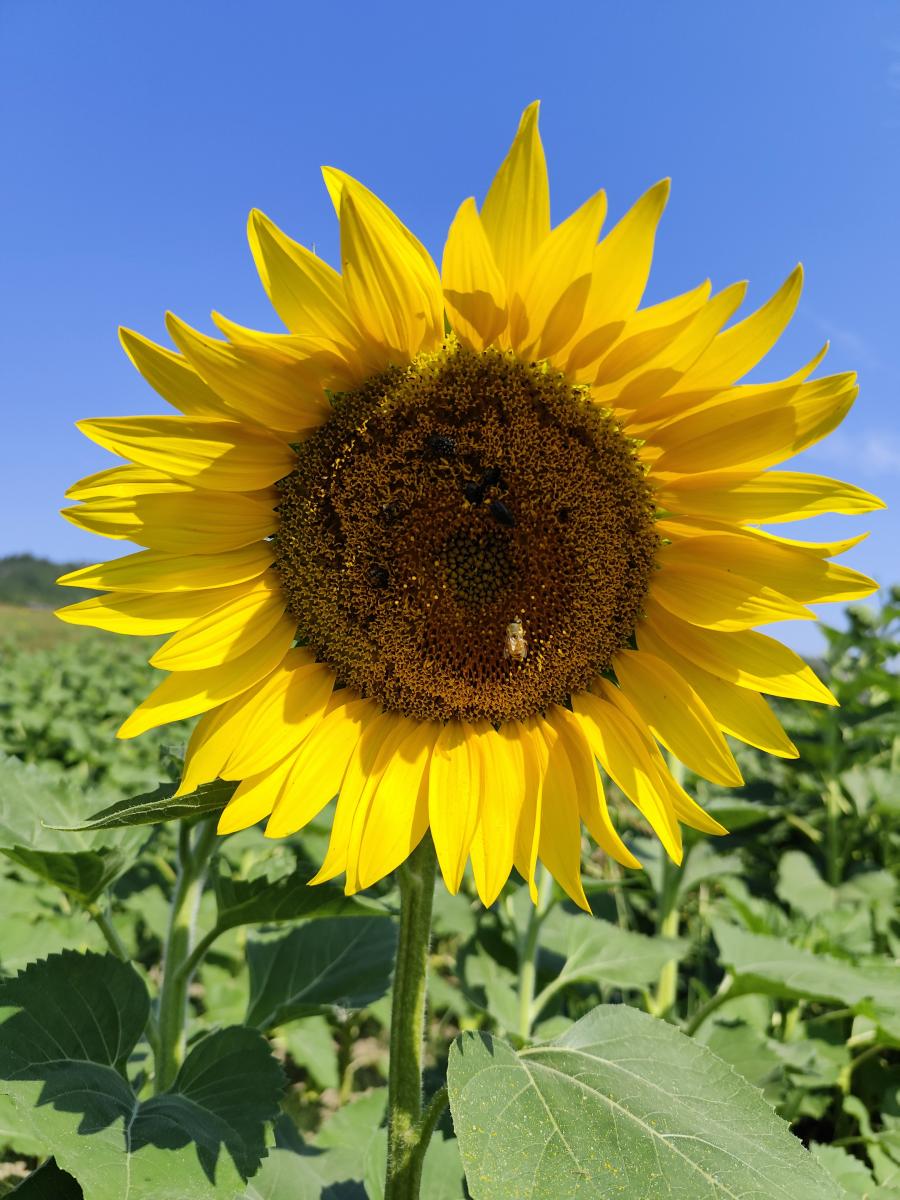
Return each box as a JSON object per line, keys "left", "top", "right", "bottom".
{"left": 0, "top": 580, "right": 898, "bottom": 1197}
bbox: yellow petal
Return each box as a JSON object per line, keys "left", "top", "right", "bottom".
{"left": 177, "top": 704, "right": 238, "bottom": 796}
{"left": 62, "top": 489, "right": 277, "bottom": 553}
{"left": 247, "top": 208, "right": 361, "bottom": 350}
{"left": 353, "top": 720, "right": 439, "bottom": 891}
{"left": 676, "top": 266, "right": 803, "bottom": 392}
{"left": 441, "top": 197, "right": 508, "bottom": 352}
{"left": 77, "top": 414, "right": 296, "bottom": 492}
{"left": 532, "top": 716, "right": 591, "bottom": 912}
{"left": 57, "top": 543, "right": 274, "bottom": 593}
{"left": 217, "top": 752, "right": 297, "bottom": 835}
{"left": 659, "top": 532, "right": 878, "bottom": 604}
{"left": 651, "top": 372, "right": 858, "bottom": 476}
{"left": 598, "top": 682, "right": 728, "bottom": 836}
{"left": 513, "top": 189, "right": 607, "bottom": 359}
{"left": 655, "top": 514, "right": 869, "bottom": 560}
{"left": 310, "top": 710, "right": 408, "bottom": 885}
{"left": 657, "top": 470, "right": 885, "bottom": 524}
{"left": 623, "top": 338, "right": 830, "bottom": 435}
{"left": 428, "top": 721, "right": 483, "bottom": 894}
{"left": 651, "top": 562, "right": 814, "bottom": 630}
{"left": 119, "top": 327, "right": 226, "bottom": 419}
{"left": 547, "top": 706, "right": 641, "bottom": 869}
{"left": 642, "top": 598, "right": 837, "bottom": 705}
{"left": 166, "top": 315, "right": 332, "bottom": 434}
{"left": 65, "top": 465, "right": 197, "bottom": 501}
{"left": 55, "top": 582, "right": 262, "bottom": 635}
{"left": 175, "top": 647, "right": 320, "bottom": 793}
{"left": 338, "top": 190, "right": 440, "bottom": 362}
{"left": 469, "top": 725, "right": 526, "bottom": 907}
{"left": 635, "top": 621, "right": 798, "bottom": 758}
{"left": 322, "top": 167, "right": 444, "bottom": 340}
{"left": 222, "top": 662, "right": 335, "bottom": 780}
{"left": 117, "top": 616, "right": 295, "bottom": 737}
{"left": 613, "top": 649, "right": 742, "bottom": 786}
{"left": 150, "top": 575, "right": 287, "bottom": 669}
{"left": 480, "top": 101, "right": 550, "bottom": 297}
{"left": 265, "top": 695, "right": 375, "bottom": 839}
{"left": 571, "top": 693, "right": 683, "bottom": 864}
{"left": 580, "top": 179, "right": 670, "bottom": 328}
{"left": 512, "top": 725, "right": 544, "bottom": 902}
{"left": 587, "top": 285, "right": 716, "bottom": 389}
{"left": 595, "top": 282, "right": 747, "bottom": 404}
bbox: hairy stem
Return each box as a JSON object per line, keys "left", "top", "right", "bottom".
{"left": 154, "top": 817, "right": 218, "bottom": 1093}
{"left": 384, "top": 836, "right": 437, "bottom": 1200}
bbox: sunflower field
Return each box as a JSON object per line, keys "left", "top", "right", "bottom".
{"left": 0, "top": 590, "right": 896, "bottom": 1198}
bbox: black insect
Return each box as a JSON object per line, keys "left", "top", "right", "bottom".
{"left": 425, "top": 432, "right": 457, "bottom": 459}
{"left": 489, "top": 499, "right": 516, "bottom": 527}
{"left": 479, "top": 466, "right": 502, "bottom": 488}
{"left": 367, "top": 564, "right": 390, "bottom": 588}
{"left": 463, "top": 480, "right": 485, "bottom": 505}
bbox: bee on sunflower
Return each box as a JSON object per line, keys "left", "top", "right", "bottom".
{"left": 58, "top": 102, "right": 880, "bottom": 912}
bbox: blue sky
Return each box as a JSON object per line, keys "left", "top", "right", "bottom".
{"left": 1, "top": 1, "right": 897, "bottom": 653}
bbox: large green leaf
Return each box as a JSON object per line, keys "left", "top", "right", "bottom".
{"left": 713, "top": 921, "right": 900, "bottom": 1037}
{"left": 241, "top": 1092, "right": 386, "bottom": 1199}
{"left": 538, "top": 908, "right": 686, "bottom": 993}
{"left": 212, "top": 857, "right": 388, "bottom": 933}
{"left": 0, "top": 869, "right": 105, "bottom": 976}
{"left": 0, "top": 951, "right": 284, "bottom": 1199}
{"left": 11, "top": 1158, "right": 83, "bottom": 1198}
{"left": 0, "top": 754, "right": 145, "bottom": 902}
{"left": 49, "top": 779, "right": 237, "bottom": 832}
{"left": 245, "top": 918, "right": 397, "bottom": 1028}
{"left": 447, "top": 1005, "right": 842, "bottom": 1199}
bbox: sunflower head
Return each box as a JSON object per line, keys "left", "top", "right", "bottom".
{"left": 58, "top": 101, "right": 882, "bottom": 910}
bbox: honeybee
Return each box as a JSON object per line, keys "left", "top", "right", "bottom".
{"left": 504, "top": 616, "right": 527, "bottom": 662}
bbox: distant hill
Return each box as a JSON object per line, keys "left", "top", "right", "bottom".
{"left": 0, "top": 554, "right": 94, "bottom": 607}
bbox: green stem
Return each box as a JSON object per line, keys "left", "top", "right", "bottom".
{"left": 649, "top": 905, "right": 681, "bottom": 1018}
{"left": 87, "top": 899, "right": 130, "bottom": 962}
{"left": 683, "top": 976, "right": 734, "bottom": 1037}
{"left": 516, "top": 865, "right": 553, "bottom": 1040}
{"left": 406, "top": 1085, "right": 449, "bottom": 1182}
{"left": 384, "top": 836, "right": 438, "bottom": 1200}
{"left": 174, "top": 923, "right": 223, "bottom": 986}
{"left": 154, "top": 817, "right": 218, "bottom": 1093}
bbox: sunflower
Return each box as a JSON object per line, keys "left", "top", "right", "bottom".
{"left": 58, "top": 103, "right": 881, "bottom": 910}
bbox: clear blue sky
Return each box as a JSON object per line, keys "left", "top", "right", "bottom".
{"left": 2, "top": 1, "right": 897, "bottom": 653}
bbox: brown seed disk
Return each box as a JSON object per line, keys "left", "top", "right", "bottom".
{"left": 274, "top": 343, "right": 658, "bottom": 723}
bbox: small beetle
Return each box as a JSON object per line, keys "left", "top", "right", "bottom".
{"left": 504, "top": 616, "right": 527, "bottom": 662}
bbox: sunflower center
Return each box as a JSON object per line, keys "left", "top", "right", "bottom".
{"left": 274, "top": 343, "right": 658, "bottom": 723}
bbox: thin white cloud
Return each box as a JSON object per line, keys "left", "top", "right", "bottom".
{"left": 803, "top": 429, "right": 900, "bottom": 476}
{"left": 803, "top": 309, "right": 882, "bottom": 372}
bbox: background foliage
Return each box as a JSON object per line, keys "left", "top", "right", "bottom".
{"left": 0, "top": 561, "right": 897, "bottom": 1198}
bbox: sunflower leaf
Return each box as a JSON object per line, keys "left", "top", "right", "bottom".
{"left": 46, "top": 778, "right": 237, "bottom": 832}
{"left": 0, "top": 951, "right": 284, "bottom": 1199}
{"left": 0, "top": 754, "right": 147, "bottom": 902}
{"left": 10, "top": 1158, "right": 84, "bottom": 1198}
{"left": 538, "top": 907, "right": 687, "bottom": 992}
{"left": 447, "top": 1004, "right": 843, "bottom": 1200}
{"left": 245, "top": 918, "right": 398, "bottom": 1028}
{"left": 712, "top": 921, "right": 900, "bottom": 1039}
{"left": 211, "top": 857, "right": 389, "bottom": 933}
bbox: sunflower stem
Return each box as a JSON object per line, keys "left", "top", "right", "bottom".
{"left": 154, "top": 816, "right": 218, "bottom": 1093}
{"left": 516, "top": 865, "right": 553, "bottom": 1040}
{"left": 384, "top": 835, "right": 437, "bottom": 1200}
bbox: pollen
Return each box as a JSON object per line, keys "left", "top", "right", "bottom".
{"left": 274, "top": 343, "right": 658, "bottom": 723}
